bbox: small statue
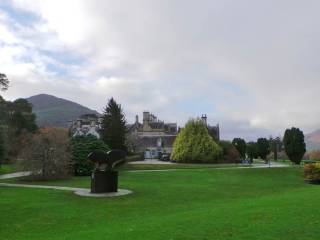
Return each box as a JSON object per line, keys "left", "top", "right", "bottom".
{"left": 87, "top": 149, "right": 126, "bottom": 193}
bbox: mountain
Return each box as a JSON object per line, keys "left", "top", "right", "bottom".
{"left": 305, "top": 129, "right": 320, "bottom": 151}
{"left": 26, "top": 94, "right": 100, "bottom": 128}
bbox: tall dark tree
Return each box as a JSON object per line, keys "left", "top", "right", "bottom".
{"left": 100, "top": 98, "right": 127, "bottom": 151}
{"left": 0, "top": 126, "right": 7, "bottom": 168}
{"left": 257, "top": 138, "right": 270, "bottom": 162}
{"left": 0, "top": 73, "right": 9, "bottom": 91}
{"left": 283, "top": 127, "right": 306, "bottom": 165}
{"left": 2, "top": 99, "right": 37, "bottom": 158}
{"left": 232, "top": 138, "right": 246, "bottom": 159}
{"left": 7, "top": 99, "right": 37, "bottom": 135}
{"left": 246, "top": 141, "right": 258, "bottom": 162}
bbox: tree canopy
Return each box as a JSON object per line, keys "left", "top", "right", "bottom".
{"left": 246, "top": 141, "right": 258, "bottom": 162}
{"left": 0, "top": 73, "right": 9, "bottom": 91}
{"left": 100, "top": 98, "right": 127, "bottom": 151}
{"left": 232, "top": 138, "right": 246, "bottom": 159}
{"left": 70, "top": 134, "right": 110, "bottom": 175}
{"left": 257, "top": 138, "right": 270, "bottom": 161}
{"left": 171, "top": 119, "right": 222, "bottom": 163}
{"left": 283, "top": 127, "right": 306, "bottom": 165}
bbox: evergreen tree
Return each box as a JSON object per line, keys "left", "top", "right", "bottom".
{"left": 70, "top": 134, "right": 110, "bottom": 175}
{"left": 0, "top": 73, "right": 9, "bottom": 91}
{"left": 232, "top": 138, "right": 246, "bottom": 159}
{"left": 0, "top": 126, "right": 7, "bottom": 168}
{"left": 100, "top": 98, "right": 127, "bottom": 151}
{"left": 171, "top": 119, "right": 222, "bottom": 163}
{"left": 246, "top": 141, "right": 258, "bottom": 162}
{"left": 257, "top": 138, "right": 270, "bottom": 162}
{"left": 283, "top": 127, "right": 306, "bottom": 165}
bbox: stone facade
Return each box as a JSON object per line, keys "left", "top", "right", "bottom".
{"left": 69, "top": 114, "right": 101, "bottom": 138}
{"left": 127, "top": 112, "right": 178, "bottom": 159}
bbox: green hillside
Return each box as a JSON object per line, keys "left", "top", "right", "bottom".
{"left": 26, "top": 94, "right": 100, "bottom": 128}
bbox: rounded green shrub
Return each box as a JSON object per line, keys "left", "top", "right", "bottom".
{"left": 70, "top": 134, "right": 110, "bottom": 175}
{"left": 171, "top": 119, "right": 222, "bottom": 163}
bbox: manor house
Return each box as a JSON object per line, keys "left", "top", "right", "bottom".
{"left": 127, "top": 112, "right": 220, "bottom": 159}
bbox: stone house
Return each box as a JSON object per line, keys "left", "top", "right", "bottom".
{"left": 127, "top": 112, "right": 178, "bottom": 159}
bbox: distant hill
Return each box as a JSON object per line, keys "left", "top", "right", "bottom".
{"left": 305, "top": 129, "right": 320, "bottom": 151}
{"left": 26, "top": 94, "right": 100, "bottom": 128}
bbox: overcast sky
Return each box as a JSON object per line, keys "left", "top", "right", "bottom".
{"left": 1, "top": 0, "right": 319, "bottom": 140}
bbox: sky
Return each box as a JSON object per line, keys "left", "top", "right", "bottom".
{"left": 0, "top": 0, "right": 320, "bottom": 140}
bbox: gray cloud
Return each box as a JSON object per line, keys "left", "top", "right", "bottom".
{"left": 1, "top": 0, "right": 320, "bottom": 140}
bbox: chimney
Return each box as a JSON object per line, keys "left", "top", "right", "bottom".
{"left": 201, "top": 114, "right": 207, "bottom": 126}
{"left": 143, "top": 111, "right": 150, "bottom": 123}
{"left": 135, "top": 115, "right": 139, "bottom": 123}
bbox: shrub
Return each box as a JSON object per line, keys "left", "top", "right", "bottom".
{"left": 304, "top": 162, "right": 320, "bottom": 182}
{"left": 18, "top": 128, "right": 71, "bottom": 180}
{"left": 70, "top": 134, "right": 110, "bottom": 175}
{"left": 219, "top": 140, "right": 240, "bottom": 163}
{"left": 171, "top": 119, "right": 222, "bottom": 163}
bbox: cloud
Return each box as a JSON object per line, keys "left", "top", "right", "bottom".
{"left": 1, "top": 0, "right": 320, "bottom": 140}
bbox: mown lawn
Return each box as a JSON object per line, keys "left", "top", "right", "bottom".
{"left": 0, "top": 164, "right": 16, "bottom": 175}
{"left": 1, "top": 167, "right": 319, "bottom": 240}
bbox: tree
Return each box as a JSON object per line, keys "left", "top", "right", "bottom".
{"left": 246, "top": 141, "right": 258, "bottom": 163}
{"left": 18, "top": 128, "right": 71, "bottom": 180}
{"left": 7, "top": 99, "right": 37, "bottom": 135}
{"left": 0, "top": 73, "right": 9, "bottom": 91}
{"left": 0, "top": 126, "right": 8, "bottom": 168}
{"left": 171, "top": 119, "right": 222, "bottom": 163}
{"left": 219, "top": 140, "right": 240, "bottom": 163}
{"left": 70, "top": 134, "right": 110, "bottom": 175}
{"left": 257, "top": 138, "right": 270, "bottom": 162}
{"left": 100, "top": 98, "right": 127, "bottom": 151}
{"left": 269, "top": 137, "right": 278, "bottom": 161}
{"left": 232, "top": 138, "right": 246, "bottom": 159}
{"left": 283, "top": 127, "right": 306, "bottom": 165}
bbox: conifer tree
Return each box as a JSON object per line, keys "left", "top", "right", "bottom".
{"left": 100, "top": 98, "right": 127, "bottom": 151}
{"left": 283, "top": 127, "right": 306, "bottom": 165}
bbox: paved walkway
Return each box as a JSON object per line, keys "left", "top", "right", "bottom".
{"left": 127, "top": 162, "right": 289, "bottom": 172}
{"left": 129, "top": 159, "right": 174, "bottom": 164}
{"left": 0, "top": 182, "right": 132, "bottom": 197}
{"left": 0, "top": 171, "right": 31, "bottom": 180}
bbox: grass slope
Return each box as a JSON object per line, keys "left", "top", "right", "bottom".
{"left": 0, "top": 164, "right": 16, "bottom": 175}
{"left": 26, "top": 94, "right": 99, "bottom": 127}
{"left": 1, "top": 168, "right": 319, "bottom": 240}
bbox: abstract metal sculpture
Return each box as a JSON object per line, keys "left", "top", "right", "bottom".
{"left": 88, "top": 149, "right": 126, "bottom": 193}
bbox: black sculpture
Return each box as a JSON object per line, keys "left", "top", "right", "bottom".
{"left": 88, "top": 149, "right": 126, "bottom": 193}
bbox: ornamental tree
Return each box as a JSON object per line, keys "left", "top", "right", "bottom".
{"left": 232, "top": 138, "right": 246, "bottom": 159}
{"left": 100, "top": 98, "right": 127, "bottom": 151}
{"left": 257, "top": 138, "right": 270, "bottom": 161}
{"left": 246, "top": 141, "right": 258, "bottom": 162}
{"left": 283, "top": 127, "right": 306, "bottom": 165}
{"left": 171, "top": 119, "right": 222, "bottom": 163}
{"left": 70, "top": 134, "right": 110, "bottom": 175}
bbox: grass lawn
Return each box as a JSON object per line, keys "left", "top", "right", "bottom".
{"left": 121, "top": 163, "right": 245, "bottom": 171}
{"left": 0, "top": 164, "right": 16, "bottom": 175}
{"left": 1, "top": 167, "right": 320, "bottom": 240}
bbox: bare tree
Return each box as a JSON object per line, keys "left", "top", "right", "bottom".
{"left": 18, "top": 128, "right": 71, "bottom": 180}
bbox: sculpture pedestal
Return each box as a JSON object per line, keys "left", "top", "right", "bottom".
{"left": 91, "top": 170, "right": 118, "bottom": 193}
